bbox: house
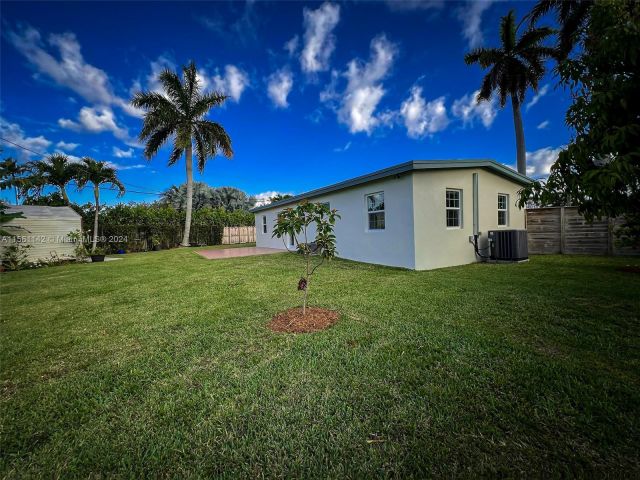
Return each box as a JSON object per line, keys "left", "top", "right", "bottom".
{"left": 251, "top": 160, "right": 532, "bottom": 270}
{"left": 1, "top": 205, "right": 82, "bottom": 262}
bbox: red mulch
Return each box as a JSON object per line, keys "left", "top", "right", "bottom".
{"left": 618, "top": 265, "right": 640, "bottom": 274}
{"left": 267, "top": 307, "right": 339, "bottom": 333}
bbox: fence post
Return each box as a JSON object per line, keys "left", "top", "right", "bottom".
{"left": 560, "top": 206, "right": 566, "bottom": 254}
{"left": 607, "top": 217, "right": 614, "bottom": 256}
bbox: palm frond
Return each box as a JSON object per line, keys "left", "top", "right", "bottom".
{"left": 516, "top": 26, "right": 555, "bottom": 51}
{"left": 500, "top": 10, "right": 517, "bottom": 52}
{"left": 143, "top": 126, "right": 175, "bottom": 160}
{"left": 191, "top": 92, "right": 229, "bottom": 119}
{"left": 158, "top": 69, "right": 189, "bottom": 112}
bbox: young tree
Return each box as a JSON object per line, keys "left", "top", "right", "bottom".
{"left": 272, "top": 201, "right": 340, "bottom": 316}
{"left": 131, "top": 62, "right": 233, "bottom": 247}
{"left": 519, "top": 1, "right": 640, "bottom": 247}
{"left": 465, "top": 10, "right": 556, "bottom": 175}
{"left": 75, "top": 158, "right": 125, "bottom": 252}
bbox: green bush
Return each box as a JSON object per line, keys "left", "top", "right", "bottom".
{"left": 76, "top": 203, "right": 253, "bottom": 253}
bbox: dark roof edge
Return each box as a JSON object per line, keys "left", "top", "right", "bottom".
{"left": 250, "top": 159, "right": 532, "bottom": 213}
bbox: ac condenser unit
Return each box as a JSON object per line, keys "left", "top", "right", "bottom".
{"left": 488, "top": 230, "right": 528, "bottom": 261}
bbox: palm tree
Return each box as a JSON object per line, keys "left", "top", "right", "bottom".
{"left": 75, "top": 158, "right": 125, "bottom": 252}
{"left": 526, "top": 0, "right": 592, "bottom": 59}
{"left": 23, "top": 153, "right": 78, "bottom": 204}
{"left": 465, "top": 10, "right": 556, "bottom": 175}
{"left": 131, "top": 62, "right": 233, "bottom": 247}
{"left": 0, "top": 157, "right": 27, "bottom": 204}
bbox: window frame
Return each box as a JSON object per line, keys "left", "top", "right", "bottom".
{"left": 445, "top": 188, "right": 463, "bottom": 229}
{"left": 262, "top": 215, "right": 267, "bottom": 234}
{"left": 365, "top": 191, "right": 385, "bottom": 231}
{"left": 497, "top": 193, "right": 509, "bottom": 227}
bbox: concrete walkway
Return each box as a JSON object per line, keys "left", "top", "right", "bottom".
{"left": 195, "top": 246, "right": 284, "bottom": 260}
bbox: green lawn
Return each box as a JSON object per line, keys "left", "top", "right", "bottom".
{"left": 1, "top": 247, "right": 639, "bottom": 477}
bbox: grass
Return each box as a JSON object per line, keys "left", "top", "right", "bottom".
{"left": 1, "top": 246, "right": 639, "bottom": 477}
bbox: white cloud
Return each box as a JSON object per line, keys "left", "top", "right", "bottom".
{"left": 325, "top": 34, "right": 397, "bottom": 134}
{"left": 333, "top": 141, "right": 351, "bottom": 152}
{"left": 7, "top": 26, "right": 137, "bottom": 118}
{"left": 267, "top": 69, "right": 294, "bottom": 108}
{"left": 457, "top": 0, "right": 494, "bottom": 49}
{"left": 400, "top": 86, "right": 449, "bottom": 138}
{"left": 212, "top": 65, "right": 249, "bottom": 102}
{"left": 253, "top": 191, "right": 293, "bottom": 207}
{"left": 284, "top": 35, "right": 299, "bottom": 56}
{"left": 526, "top": 84, "right": 550, "bottom": 111}
{"left": 452, "top": 90, "right": 497, "bottom": 128}
{"left": 58, "top": 106, "right": 137, "bottom": 146}
{"left": 526, "top": 146, "right": 563, "bottom": 178}
{"left": 537, "top": 120, "right": 550, "bottom": 129}
{"left": 300, "top": 2, "right": 341, "bottom": 74}
{"left": 55, "top": 140, "right": 79, "bottom": 151}
{"left": 113, "top": 147, "right": 134, "bottom": 158}
{"left": 105, "top": 161, "right": 145, "bottom": 171}
{"left": 0, "top": 117, "right": 52, "bottom": 159}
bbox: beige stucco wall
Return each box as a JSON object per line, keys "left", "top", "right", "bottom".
{"left": 412, "top": 169, "right": 525, "bottom": 270}
{"left": 255, "top": 174, "right": 416, "bottom": 269}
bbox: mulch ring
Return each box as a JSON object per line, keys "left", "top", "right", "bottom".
{"left": 618, "top": 265, "right": 640, "bottom": 274}
{"left": 267, "top": 307, "right": 339, "bottom": 333}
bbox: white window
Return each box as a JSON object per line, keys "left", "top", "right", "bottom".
{"left": 498, "top": 194, "right": 509, "bottom": 226}
{"left": 446, "top": 189, "right": 462, "bottom": 228}
{"left": 262, "top": 215, "right": 267, "bottom": 234}
{"left": 366, "top": 192, "right": 385, "bottom": 230}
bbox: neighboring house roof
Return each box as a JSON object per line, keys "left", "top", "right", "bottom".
{"left": 4, "top": 205, "right": 81, "bottom": 220}
{"left": 251, "top": 159, "right": 532, "bottom": 213}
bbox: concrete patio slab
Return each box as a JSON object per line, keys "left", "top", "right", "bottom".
{"left": 195, "top": 246, "right": 284, "bottom": 260}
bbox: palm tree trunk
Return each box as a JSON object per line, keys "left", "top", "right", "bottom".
{"left": 60, "top": 185, "right": 70, "bottom": 205}
{"left": 181, "top": 144, "right": 193, "bottom": 247}
{"left": 92, "top": 184, "right": 99, "bottom": 253}
{"left": 12, "top": 175, "right": 18, "bottom": 205}
{"left": 511, "top": 94, "right": 527, "bottom": 175}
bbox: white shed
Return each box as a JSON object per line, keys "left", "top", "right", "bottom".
{"left": 1, "top": 205, "right": 82, "bottom": 262}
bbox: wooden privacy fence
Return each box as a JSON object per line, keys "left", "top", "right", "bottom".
{"left": 525, "top": 207, "right": 637, "bottom": 255}
{"left": 222, "top": 226, "right": 256, "bottom": 244}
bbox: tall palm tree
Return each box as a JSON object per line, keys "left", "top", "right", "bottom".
{"left": 526, "top": 0, "right": 592, "bottom": 59}
{"left": 0, "top": 157, "right": 27, "bottom": 204}
{"left": 131, "top": 62, "right": 233, "bottom": 247}
{"left": 75, "top": 158, "right": 125, "bottom": 252}
{"left": 465, "top": 10, "right": 556, "bottom": 175}
{"left": 23, "top": 153, "right": 78, "bottom": 204}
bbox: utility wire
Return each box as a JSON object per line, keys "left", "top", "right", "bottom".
{"left": 0, "top": 136, "right": 163, "bottom": 196}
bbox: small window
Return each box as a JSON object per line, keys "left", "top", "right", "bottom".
{"left": 498, "top": 194, "right": 509, "bottom": 226}
{"left": 366, "top": 192, "right": 385, "bottom": 230}
{"left": 446, "top": 189, "right": 462, "bottom": 228}
{"left": 262, "top": 215, "right": 267, "bottom": 234}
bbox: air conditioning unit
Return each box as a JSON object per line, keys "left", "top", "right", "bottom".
{"left": 488, "top": 230, "right": 528, "bottom": 261}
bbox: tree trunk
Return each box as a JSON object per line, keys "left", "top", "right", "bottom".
{"left": 60, "top": 185, "right": 70, "bottom": 205}
{"left": 511, "top": 94, "right": 527, "bottom": 175}
{"left": 181, "top": 144, "right": 193, "bottom": 247}
{"left": 92, "top": 184, "right": 99, "bottom": 253}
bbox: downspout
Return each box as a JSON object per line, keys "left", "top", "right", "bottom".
{"left": 472, "top": 173, "right": 479, "bottom": 236}
{"left": 472, "top": 172, "right": 490, "bottom": 259}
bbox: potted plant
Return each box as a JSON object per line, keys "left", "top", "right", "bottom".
{"left": 90, "top": 247, "right": 106, "bottom": 263}
{"left": 150, "top": 234, "right": 162, "bottom": 251}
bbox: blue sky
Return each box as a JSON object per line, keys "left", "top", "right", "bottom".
{"left": 0, "top": 0, "right": 569, "bottom": 205}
